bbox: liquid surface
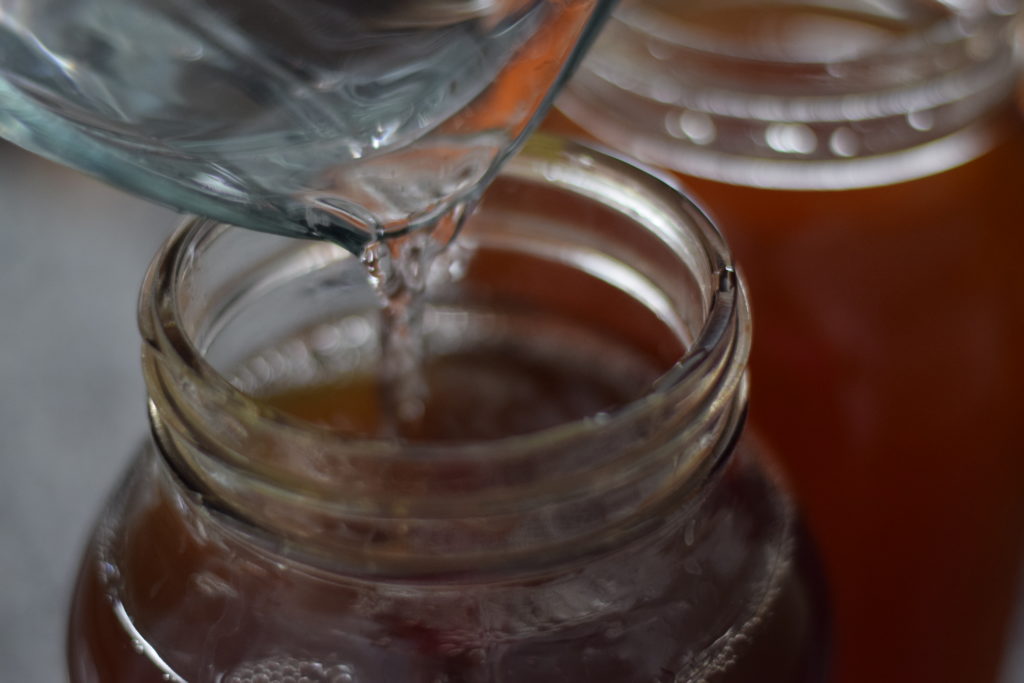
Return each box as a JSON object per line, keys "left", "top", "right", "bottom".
{"left": 0, "top": 0, "right": 607, "bottom": 249}
{"left": 263, "top": 346, "right": 656, "bottom": 441}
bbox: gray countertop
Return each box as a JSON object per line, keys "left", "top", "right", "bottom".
{"left": 0, "top": 143, "right": 175, "bottom": 681}
{"left": 1, "top": 142, "right": 1022, "bottom": 682}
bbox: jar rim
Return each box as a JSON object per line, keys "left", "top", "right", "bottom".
{"left": 615, "top": 0, "right": 1019, "bottom": 67}
{"left": 559, "top": 1, "right": 1020, "bottom": 188}
{"left": 137, "top": 135, "right": 752, "bottom": 571}
{"left": 141, "top": 134, "right": 746, "bottom": 465}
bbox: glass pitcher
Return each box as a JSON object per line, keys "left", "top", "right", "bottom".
{"left": 0, "top": 0, "right": 614, "bottom": 251}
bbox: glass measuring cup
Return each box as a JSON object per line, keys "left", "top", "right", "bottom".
{"left": 0, "top": 0, "right": 614, "bottom": 252}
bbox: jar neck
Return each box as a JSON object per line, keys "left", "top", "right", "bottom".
{"left": 138, "top": 136, "right": 751, "bottom": 579}
{"left": 559, "top": 0, "right": 1022, "bottom": 188}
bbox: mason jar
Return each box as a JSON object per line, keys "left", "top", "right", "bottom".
{"left": 549, "top": 3, "right": 1024, "bottom": 682}
{"left": 66, "top": 136, "right": 828, "bottom": 682}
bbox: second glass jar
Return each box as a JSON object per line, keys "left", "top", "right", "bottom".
{"left": 549, "top": 3, "right": 1024, "bottom": 682}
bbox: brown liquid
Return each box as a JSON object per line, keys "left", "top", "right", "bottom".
{"left": 69, "top": 335, "right": 828, "bottom": 682}
{"left": 545, "top": 89, "right": 1024, "bottom": 683}
{"left": 69, "top": 503, "right": 827, "bottom": 683}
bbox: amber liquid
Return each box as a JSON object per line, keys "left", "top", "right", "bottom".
{"left": 545, "top": 88, "right": 1024, "bottom": 683}
{"left": 69, "top": 383, "right": 828, "bottom": 682}
{"left": 70, "top": 514, "right": 826, "bottom": 683}
{"left": 69, "top": 238, "right": 829, "bottom": 681}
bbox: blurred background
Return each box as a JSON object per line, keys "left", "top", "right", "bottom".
{"left": 0, "top": 142, "right": 175, "bottom": 681}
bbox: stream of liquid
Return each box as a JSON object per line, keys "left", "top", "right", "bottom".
{"left": 360, "top": 224, "right": 462, "bottom": 427}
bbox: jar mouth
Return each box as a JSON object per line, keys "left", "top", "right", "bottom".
{"left": 142, "top": 134, "right": 744, "bottom": 463}
{"left": 138, "top": 135, "right": 750, "bottom": 571}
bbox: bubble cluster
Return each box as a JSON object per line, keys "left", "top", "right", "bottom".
{"left": 224, "top": 657, "right": 356, "bottom": 683}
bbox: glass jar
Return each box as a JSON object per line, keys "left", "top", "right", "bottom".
{"left": 549, "top": 3, "right": 1024, "bottom": 683}
{"left": 66, "top": 136, "right": 828, "bottom": 683}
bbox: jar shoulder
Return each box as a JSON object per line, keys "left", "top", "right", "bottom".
{"left": 68, "top": 443, "right": 828, "bottom": 683}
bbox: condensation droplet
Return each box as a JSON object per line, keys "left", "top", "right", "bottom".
{"left": 370, "top": 120, "right": 401, "bottom": 151}
{"left": 989, "top": 0, "right": 1017, "bottom": 15}
{"left": 825, "top": 60, "right": 852, "bottom": 78}
{"left": 646, "top": 40, "right": 673, "bottom": 60}
{"left": 605, "top": 68, "right": 631, "bottom": 90}
{"left": 311, "top": 324, "right": 343, "bottom": 354}
{"left": 666, "top": 110, "right": 716, "bottom": 145}
{"left": 442, "top": 241, "right": 472, "bottom": 283}
{"left": 829, "top": 127, "right": 859, "bottom": 157}
{"left": 765, "top": 123, "right": 816, "bottom": 155}
{"left": 966, "top": 32, "right": 996, "bottom": 60}
{"left": 651, "top": 76, "right": 681, "bottom": 104}
{"left": 339, "top": 316, "right": 374, "bottom": 347}
{"left": 907, "top": 110, "right": 934, "bottom": 132}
